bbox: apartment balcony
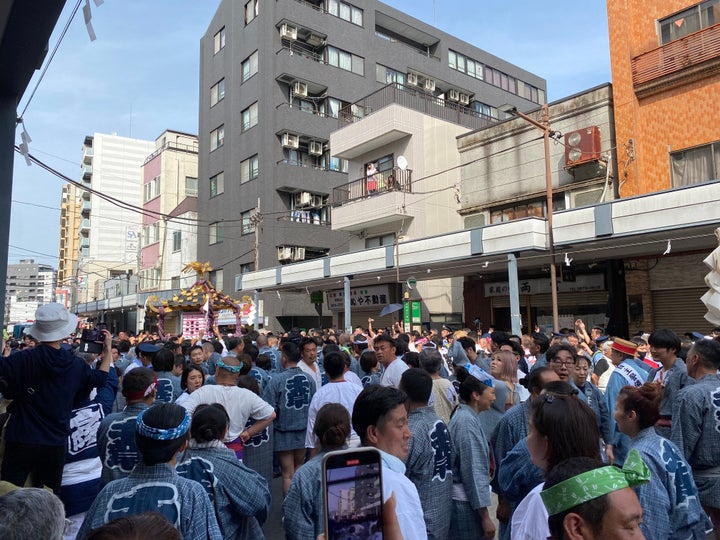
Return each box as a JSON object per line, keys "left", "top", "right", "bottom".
{"left": 331, "top": 167, "right": 414, "bottom": 232}
{"left": 81, "top": 200, "right": 91, "bottom": 215}
{"left": 632, "top": 22, "right": 720, "bottom": 97}
{"left": 82, "top": 165, "right": 92, "bottom": 179}
{"left": 83, "top": 147, "right": 93, "bottom": 164}
{"left": 280, "top": 210, "right": 330, "bottom": 227}
{"left": 336, "top": 83, "right": 495, "bottom": 153}
{"left": 79, "top": 218, "right": 91, "bottom": 232}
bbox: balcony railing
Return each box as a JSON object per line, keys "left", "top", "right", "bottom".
{"left": 278, "top": 211, "right": 330, "bottom": 226}
{"left": 338, "top": 82, "right": 497, "bottom": 131}
{"left": 632, "top": 22, "right": 720, "bottom": 94}
{"left": 332, "top": 166, "right": 411, "bottom": 206}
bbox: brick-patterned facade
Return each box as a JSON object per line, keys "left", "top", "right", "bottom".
{"left": 607, "top": 0, "right": 720, "bottom": 197}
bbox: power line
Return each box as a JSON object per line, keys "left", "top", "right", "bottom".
{"left": 18, "top": 0, "right": 83, "bottom": 118}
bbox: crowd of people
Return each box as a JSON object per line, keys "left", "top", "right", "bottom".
{"left": 1, "top": 302, "right": 719, "bottom": 540}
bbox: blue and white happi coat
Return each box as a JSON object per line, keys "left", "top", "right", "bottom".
{"left": 406, "top": 406, "right": 453, "bottom": 540}
{"left": 177, "top": 443, "right": 271, "bottom": 540}
{"left": 630, "top": 427, "right": 711, "bottom": 539}
{"left": 672, "top": 373, "right": 720, "bottom": 510}
{"left": 77, "top": 462, "right": 222, "bottom": 540}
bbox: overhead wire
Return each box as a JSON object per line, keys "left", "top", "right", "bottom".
{"left": 17, "top": 0, "right": 84, "bottom": 118}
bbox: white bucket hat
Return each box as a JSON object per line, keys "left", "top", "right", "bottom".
{"left": 28, "top": 303, "right": 79, "bottom": 342}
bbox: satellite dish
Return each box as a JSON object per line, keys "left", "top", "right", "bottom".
{"left": 396, "top": 155, "right": 408, "bottom": 171}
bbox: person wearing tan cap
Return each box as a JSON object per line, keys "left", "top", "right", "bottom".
{"left": 603, "top": 337, "right": 652, "bottom": 466}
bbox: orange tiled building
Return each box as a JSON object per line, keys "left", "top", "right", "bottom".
{"left": 607, "top": 0, "right": 720, "bottom": 197}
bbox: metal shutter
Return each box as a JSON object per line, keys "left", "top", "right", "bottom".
{"left": 651, "top": 287, "right": 712, "bottom": 334}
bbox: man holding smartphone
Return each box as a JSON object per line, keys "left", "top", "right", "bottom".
{"left": 352, "top": 385, "right": 428, "bottom": 540}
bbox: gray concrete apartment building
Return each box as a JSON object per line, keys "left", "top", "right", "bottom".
{"left": 198, "top": 0, "right": 547, "bottom": 330}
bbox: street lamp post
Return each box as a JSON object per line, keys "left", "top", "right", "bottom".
{"left": 505, "top": 104, "right": 559, "bottom": 332}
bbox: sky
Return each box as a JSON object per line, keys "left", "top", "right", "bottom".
{"left": 9, "top": 0, "right": 611, "bottom": 268}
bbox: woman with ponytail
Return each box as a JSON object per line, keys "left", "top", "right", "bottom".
{"left": 615, "top": 383, "right": 710, "bottom": 539}
{"left": 283, "top": 403, "right": 352, "bottom": 540}
{"left": 177, "top": 403, "right": 271, "bottom": 540}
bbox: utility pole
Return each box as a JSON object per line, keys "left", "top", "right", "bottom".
{"left": 504, "top": 104, "right": 559, "bottom": 332}
{"left": 253, "top": 197, "right": 261, "bottom": 270}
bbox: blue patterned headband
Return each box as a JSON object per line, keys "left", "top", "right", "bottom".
{"left": 136, "top": 408, "right": 191, "bottom": 440}
{"left": 217, "top": 358, "right": 243, "bottom": 373}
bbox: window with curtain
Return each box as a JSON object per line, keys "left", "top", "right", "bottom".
{"left": 659, "top": 0, "right": 719, "bottom": 44}
{"left": 241, "top": 102, "right": 258, "bottom": 131}
{"left": 670, "top": 141, "right": 720, "bottom": 187}
{"left": 241, "top": 50, "right": 259, "bottom": 82}
{"left": 241, "top": 154, "right": 259, "bottom": 183}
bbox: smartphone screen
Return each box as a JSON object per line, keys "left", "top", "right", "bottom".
{"left": 323, "top": 448, "right": 383, "bottom": 540}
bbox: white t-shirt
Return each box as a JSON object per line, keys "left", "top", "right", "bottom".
{"left": 380, "top": 358, "right": 408, "bottom": 388}
{"left": 344, "top": 370, "right": 363, "bottom": 387}
{"left": 511, "top": 482, "right": 548, "bottom": 540}
{"left": 180, "top": 384, "right": 274, "bottom": 441}
{"left": 299, "top": 359, "right": 323, "bottom": 390}
{"left": 305, "top": 380, "right": 363, "bottom": 448}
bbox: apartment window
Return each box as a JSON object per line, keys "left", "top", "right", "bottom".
{"left": 144, "top": 176, "right": 160, "bottom": 202}
{"left": 241, "top": 209, "right": 256, "bottom": 235}
{"left": 241, "top": 50, "right": 259, "bottom": 82}
{"left": 213, "top": 27, "right": 226, "bottom": 53}
{"left": 172, "top": 231, "right": 182, "bottom": 252}
{"left": 489, "top": 196, "right": 565, "bottom": 224}
{"left": 322, "top": 97, "right": 349, "bottom": 119}
{"left": 365, "top": 233, "right": 395, "bottom": 249}
{"left": 210, "top": 79, "right": 225, "bottom": 106}
{"left": 209, "top": 269, "right": 224, "bottom": 290}
{"left": 209, "top": 172, "right": 224, "bottom": 197}
{"left": 670, "top": 140, "right": 720, "bottom": 187}
{"left": 327, "top": 0, "right": 363, "bottom": 26}
{"left": 209, "top": 222, "right": 223, "bottom": 244}
{"left": 660, "top": 0, "right": 719, "bottom": 44}
{"left": 326, "top": 46, "right": 364, "bottom": 75}
{"left": 241, "top": 154, "right": 259, "bottom": 183}
{"left": 142, "top": 222, "right": 160, "bottom": 246}
{"left": 376, "top": 64, "right": 406, "bottom": 85}
{"left": 185, "top": 176, "right": 198, "bottom": 196}
{"left": 241, "top": 102, "right": 258, "bottom": 132}
{"left": 210, "top": 125, "right": 224, "bottom": 151}
{"left": 329, "top": 156, "right": 349, "bottom": 172}
{"left": 245, "top": 0, "right": 259, "bottom": 24}
{"left": 171, "top": 276, "right": 181, "bottom": 289}
{"left": 240, "top": 263, "right": 254, "bottom": 274}
{"left": 472, "top": 101, "right": 499, "bottom": 120}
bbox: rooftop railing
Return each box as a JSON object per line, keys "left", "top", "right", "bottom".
{"left": 338, "top": 82, "right": 496, "bottom": 131}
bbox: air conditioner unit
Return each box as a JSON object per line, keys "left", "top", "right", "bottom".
{"left": 570, "top": 186, "right": 605, "bottom": 208}
{"left": 459, "top": 93, "right": 470, "bottom": 105}
{"left": 280, "top": 23, "right": 297, "bottom": 40}
{"left": 282, "top": 132, "right": 299, "bottom": 149}
{"left": 277, "top": 246, "right": 293, "bottom": 261}
{"left": 308, "top": 140, "right": 323, "bottom": 156}
{"left": 293, "top": 81, "right": 308, "bottom": 97}
{"left": 407, "top": 73, "right": 419, "bottom": 86}
{"left": 292, "top": 247, "right": 306, "bottom": 261}
{"left": 310, "top": 194, "right": 324, "bottom": 207}
{"left": 306, "top": 33, "right": 325, "bottom": 47}
{"left": 463, "top": 211, "right": 490, "bottom": 229}
{"left": 294, "top": 191, "right": 313, "bottom": 207}
{"left": 447, "top": 89, "right": 460, "bottom": 101}
{"left": 424, "top": 79, "right": 436, "bottom": 92}
{"left": 564, "top": 126, "right": 602, "bottom": 168}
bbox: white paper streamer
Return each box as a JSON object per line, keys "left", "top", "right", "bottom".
{"left": 18, "top": 120, "right": 32, "bottom": 166}
{"left": 84, "top": 0, "right": 97, "bottom": 41}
